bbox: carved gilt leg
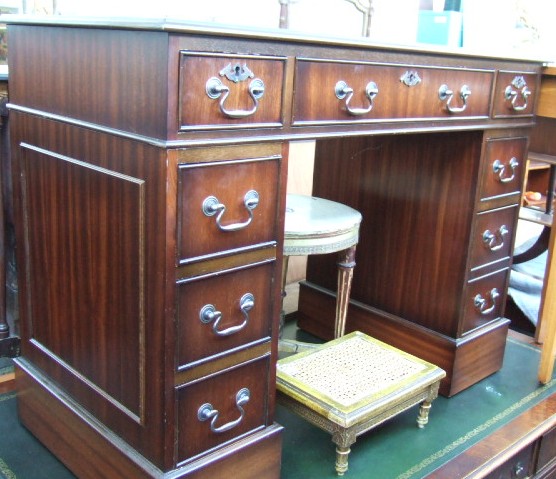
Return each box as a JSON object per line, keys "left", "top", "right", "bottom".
{"left": 416, "top": 400, "right": 432, "bottom": 428}
{"left": 332, "top": 427, "right": 356, "bottom": 476}
{"left": 417, "top": 381, "right": 440, "bottom": 428}
{"left": 335, "top": 245, "right": 357, "bottom": 339}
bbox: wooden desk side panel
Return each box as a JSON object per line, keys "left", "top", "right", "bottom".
{"left": 7, "top": 25, "right": 170, "bottom": 139}
{"left": 10, "top": 113, "right": 172, "bottom": 468}
{"left": 306, "top": 132, "right": 482, "bottom": 337}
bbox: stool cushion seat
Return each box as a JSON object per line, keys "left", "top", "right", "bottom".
{"left": 284, "top": 194, "right": 362, "bottom": 256}
{"left": 277, "top": 331, "right": 445, "bottom": 428}
{"left": 277, "top": 331, "right": 445, "bottom": 475}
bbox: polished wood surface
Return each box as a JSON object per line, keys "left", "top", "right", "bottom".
{"left": 425, "top": 391, "right": 556, "bottom": 478}
{"left": 297, "top": 129, "right": 525, "bottom": 395}
{"left": 4, "top": 16, "right": 545, "bottom": 477}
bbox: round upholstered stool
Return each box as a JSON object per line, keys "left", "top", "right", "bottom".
{"left": 281, "top": 194, "right": 362, "bottom": 351}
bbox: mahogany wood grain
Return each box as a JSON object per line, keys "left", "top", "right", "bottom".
{"left": 4, "top": 17, "right": 546, "bottom": 478}
{"left": 177, "top": 155, "right": 281, "bottom": 262}
{"left": 492, "top": 72, "right": 539, "bottom": 119}
{"left": 176, "top": 262, "right": 274, "bottom": 367}
{"left": 296, "top": 281, "right": 509, "bottom": 396}
{"left": 8, "top": 26, "right": 170, "bottom": 140}
{"left": 16, "top": 360, "right": 283, "bottom": 479}
{"left": 293, "top": 60, "right": 493, "bottom": 123}
{"left": 178, "top": 53, "right": 285, "bottom": 129}
{"left": 424, "top": 392, "right": 556, "bottom": 478}
{"left": 10, "top": 112, "right": 172, "bottom": 468}
{"left": 531, "top": 118, "right": 556, "bottom": 156}
{"left": 306, "top": 132, "right": 482, "bottom": 337}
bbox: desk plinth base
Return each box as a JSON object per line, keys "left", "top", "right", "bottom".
{"left": 14, "top": 360, "right": 283, "bottom": 479}
{"left": 297, "top": 283, "right": 509, "bottom": 397}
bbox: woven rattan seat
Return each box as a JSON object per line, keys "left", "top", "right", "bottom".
{"left": 277, "top": 331, "right": 446, "bottom": 476}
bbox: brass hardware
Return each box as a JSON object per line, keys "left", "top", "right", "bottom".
{"left": 513, "top": 461, "right": 525, "bottom": 477}
{"left": 474, "top": 288, "right": 500, "bottom": 315}
{"left": 219, "top": 62, "right": 254, "bottom": 83}
{"left": 400, "top": 70, "right": 421, "bottom": 87}
{"left": 199, "top": 293, "right": 255, "bottom": 337}
{"left": 206, "top": 76, "right": 265, "bottom": 118}
{"left": 334, "top": 80, "right": 378, "bottom": 116}
{"left": 492, "top": 157, "right": 519, "bottom": 183}
{"left": 438, "top": 84, "right": 471, "bottom": 113}
{"left": 202, "top": 190, "right": 259, "bottom": 232}
{"left": 197, "top": 388, "right": 251, "bottom": 433}
{"left": 482, "top": 225, "right": 509, "bottom": 252}
{"left": 505, "top": 76, "right": 531, "bottom": 112}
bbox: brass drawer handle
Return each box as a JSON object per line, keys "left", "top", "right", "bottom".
{"left": 474, "top": 288, "right": 500, "bottom": 315}
{"left": 206, "top": 76, "right": 265, "bottom": 119}
{"left": 482, "top": 225, "right": 509, "bottom": 252}
{"left": 438, "top": 84, "right": 471, "bottom": 113}
{"left": 199, "top": 293, "right": 255, "bottom": 337}
{"left": 492, "top": 157, "right": 519, "bottom": 183}
{"left": 198, "top": 388, "right": 250, "bottom": 434}
{"left": 335, "top": 80, "right": 378, "bottom": 116}
{"left": 202, "top": 190, "right": 259, "bottom": 232}
{"left": 505, "top": 76, "right": 531, "bottom": 112}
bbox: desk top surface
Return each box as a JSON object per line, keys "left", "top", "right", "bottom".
{"left": 3, "top": 14, "right": 551, "bottom": 65}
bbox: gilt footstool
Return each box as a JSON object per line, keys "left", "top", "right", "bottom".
{"left": 276, "top": 331, "right": 446, "bottom": 476}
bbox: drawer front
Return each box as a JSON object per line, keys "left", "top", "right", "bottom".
{"left": 177, "top": 262, "right": 275, "bottom": 368}
{"left": 480, "top": 137, "right": 528, "bottom": 203}
{"left": 176, "top": 356, "right": 270, "bottom": 463}
{"left": 469, "top": 205, "right": 518, "bottom": 272}
{"left": 484, "top": 442, "right": 534, "bottom": 479}
{"left": 178, "top": 52, "right": 285, "bottom": 130}
{"left": 293, "top": 59, "right": 493, "bottom": 124}
{"left": 538, "top": 426, "right": 556, "bottom": 472}
{"left": 462, "top": 268, "right": 508, "bottom": 335}
{"left": 177, "top": 155, "right": 281, "bottom": 263}
{"left": 492, "top": 71, "right": 539, "bottom": 118}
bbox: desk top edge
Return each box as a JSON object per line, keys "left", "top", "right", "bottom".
{"left": 2, "top": 14, "right": 551, "bottom": 65}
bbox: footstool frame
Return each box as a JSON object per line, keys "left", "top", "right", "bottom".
{"left": 276, "top": 331, "right": 446, "bottom": 475}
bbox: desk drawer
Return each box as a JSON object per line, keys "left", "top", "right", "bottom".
{"left": 469, "top": 204, "right": 518, "bottom": 272}
{"left": 479, "top": 137, "right": 527, "bottom": 203}
{"left": 462, "top": 268, "right": 508, "bottom": 335}
{"left": 492, "top": 71, "right": 539, "bottom": 118}
{"left": 483, "top": 441, "right": 534, "bottom": 478}
{"left": 177, "top": 155, "right": 281, "bottom": 263}
{"left": 292, "top": 59, "right": 493, "bottom": 124}
{"left": 176, "top": 356, "right": 270, "bottom": 463}
{"left": 176, "top": 262, "right": 275, "bottom": 368}
{"left": 178, "top": 52, "right": 285, "bottom": 130}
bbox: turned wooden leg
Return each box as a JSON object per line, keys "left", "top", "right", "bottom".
{"left": 332, "top": 428, "right": 356, "bottom": 476}
{"left": 279, "top": 255, "right": 290, "bottom": 338}
{"left": 335, "top": 445, "right": 351, "bottom": 476}
{"left": 417, "top": 400, "right": 432, "bottom": 428}
{"left": 335, "top": 245, "right": 357, "bottom": 339}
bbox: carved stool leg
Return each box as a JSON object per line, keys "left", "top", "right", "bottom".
{"left": 332, "top": 428, "right": 356, "bottom": 476}
{"left": 417, "top": 400, "right": 432, "bottom": 428}
{"left": 335, "top": 445, "right": 351, "bottom": 476}
{"left": 335, "top": 245, "right": 357, "bottom": 339}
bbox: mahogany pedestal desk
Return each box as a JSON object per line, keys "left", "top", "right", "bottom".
{"left": 5, "top": 16, "right": 545, "bottom": 478}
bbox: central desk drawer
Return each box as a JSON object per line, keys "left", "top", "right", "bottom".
{"left": 176, "top": 356, "right": 270, "bottom": 464}
{"left": 292, "top": 59, "right": 493, "bottom": 124}
{"left": 177, "top": 155, "right": 281, "bottom": 263}
{"left": 176, "top": 262, "right": 275, "bottom": 368}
